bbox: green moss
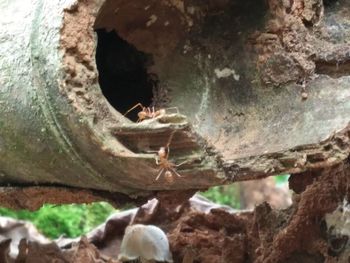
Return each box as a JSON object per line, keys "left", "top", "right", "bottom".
{"left": 0, "top": 202, "right": 116, "bottom": 239}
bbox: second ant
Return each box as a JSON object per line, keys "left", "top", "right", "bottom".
{"left": 155, "top": 131, "right": 187, "bottom": 183}
{"left": 124, "top": 103, "right": 178, "bottom": 123}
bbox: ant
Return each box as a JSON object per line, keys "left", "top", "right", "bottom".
{"left": 155, "top": 131, "right": 187, "bottom": 183}
{"left": 124, "top": 103, "right": 178, "bottom": 122}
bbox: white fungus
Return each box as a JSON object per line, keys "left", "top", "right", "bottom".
{"left": 118, "top": 224, "right": 173, "bottom": 263}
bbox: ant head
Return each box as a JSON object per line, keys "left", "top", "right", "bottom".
{"left": 138, "top": 111, "right": 147, "bottom": 120}
{"left": 158, "top": 147, "right": 167, "bottom": 158}
{"left": 164, "top": 171, "right": 174, "bottom": 183}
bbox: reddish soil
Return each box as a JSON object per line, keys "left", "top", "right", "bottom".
{"left": 0, "top": 163, "right": 349, "bottom": 262}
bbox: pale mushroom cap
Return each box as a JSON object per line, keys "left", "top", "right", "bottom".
{"left": 118, "top": 224, "right": 173, "bottom": 262}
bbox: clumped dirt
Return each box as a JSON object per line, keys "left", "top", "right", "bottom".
{"left": 60, "top": 0, "right": 98, "bottom": 111}
{"left": 168, "top": 208, "right": 252, "bottom": 263}
{"left": 60, "top": 0, "right": 121, "bottom": 126}
{"left": 169, "top": 164, "right": 349, "bottom": 263}
{"left": 252, "top": 0, "right": 350, "bottom": 86}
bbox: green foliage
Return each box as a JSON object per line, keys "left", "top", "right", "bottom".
{"left": 0, "top": 202, "right": 116, "bottom": 239}
{"left": 200, "top": 185, "right": 241, "bottom": 209}
{"left": 275, "top": 174, "right": 290, "bottom": 185}
{"left": 200, "top": 174, "right": 290, "bottom": 209}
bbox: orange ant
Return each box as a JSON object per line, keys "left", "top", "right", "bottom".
{"left": 155, "top": 131, "right": 186, "bottom": 183}
{"left": 124, "top": 103, "right": 178, "bottom": 122}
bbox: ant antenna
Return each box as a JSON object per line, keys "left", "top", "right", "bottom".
{"left": 166, "top": 130, "right": 176, "bottom": 148}
{"left": 124, "top": 103, "right": 144, "bottom": 116}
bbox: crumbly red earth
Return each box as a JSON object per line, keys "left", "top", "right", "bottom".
{"left": 0, "top": 162, "right": 349, "bottom": 263}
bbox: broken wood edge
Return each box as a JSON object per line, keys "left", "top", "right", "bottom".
{"left": 0, "top": 186, "right": 150, "bottom": 211}
{"left": 223, "top": 123, "right": 350, "bottom": 182}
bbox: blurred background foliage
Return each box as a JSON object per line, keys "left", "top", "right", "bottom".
{"left": 0, "top": 202, "right": 116, "bottom": 239}
{"left": 201, "top": 174, "right": 289, "bottom": 209}
{"left": 0, "top": 175, "right": 289, "bottom": 239}
{"left": 201, "top": 185, "right": 241, "bottom": 209}
{"left": 275, "top": 174, "right": 289, "bottom": 185}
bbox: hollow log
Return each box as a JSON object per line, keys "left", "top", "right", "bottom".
{"left": 0, "top": 0, "right": 350, "bottom": 206}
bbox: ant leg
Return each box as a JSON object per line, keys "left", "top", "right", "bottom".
{"left": 124, "top": 103, "right": 144, "bottom": 116}
{"left": 175, "top": 161, "right": 188, "bottom": 167}
{"left": 151, "top": 106, "right": 156, "bottom": 118}
{"left": 155, "top": 168, "right": 164, "bottom": 181}
{"left": 170, "top": 168, "right": 182, "bottom": 178}
{"left": 144, "top": 107, "right": 149, "bottom": 115}
{"left": 165, "top": 146, "right": 170, "bottom": 159}
{"left": 166, "top": 130, "right": 176, "bottom": 148}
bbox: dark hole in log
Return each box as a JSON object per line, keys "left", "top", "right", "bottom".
{"left": 95, "top": 29, "right": 156, "bottom": 122}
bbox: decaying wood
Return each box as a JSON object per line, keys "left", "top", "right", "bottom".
{"left": 0, "top": 187, "right": 148, "bottom": 211}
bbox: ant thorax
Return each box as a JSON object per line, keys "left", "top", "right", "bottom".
{"left": 137, "top": 111, "right": 147, "bottom": 119}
